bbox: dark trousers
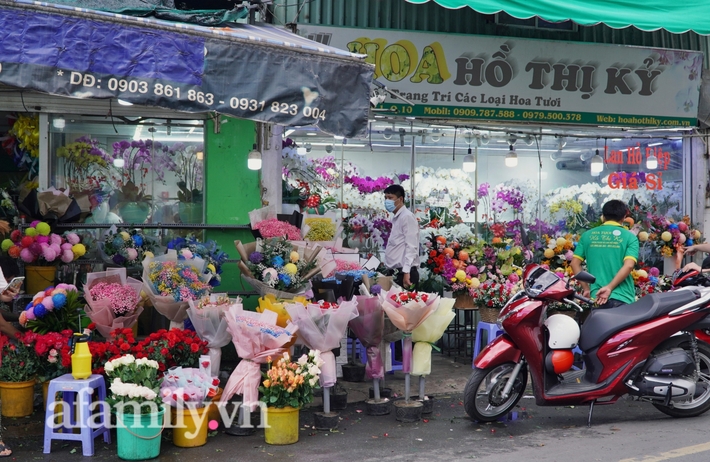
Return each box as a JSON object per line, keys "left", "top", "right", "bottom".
{"left": 596, "top": 298, "right": 626, "bottom": 309}
{"left": 389, "top": 266, "right": 419, "bottom": 290}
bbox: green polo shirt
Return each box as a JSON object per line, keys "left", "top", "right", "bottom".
{"left": 573, "top": 221, "right": 639, "bottom": 304}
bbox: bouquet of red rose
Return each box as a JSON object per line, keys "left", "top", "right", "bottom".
{"left": 35, "top": 329, "right": 74, "bottom": 382}
{"left": 134, "top": 328, "right": 209, "bottom": 373}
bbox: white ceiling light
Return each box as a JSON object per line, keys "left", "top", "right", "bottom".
{"left": 117, "top": 99, "right": 133, "bottom": 106}
{"left": 196, "top": 151, "right": 204, "bottom": 160}
{"left": 590, "top": 149, "right": 604, "bottom": 173}
{"left": 479, "top": 133, "right": 490, "bottom": 145}
{"left": 53, "top": 117, "right": 65, "bottom": 130}
{"left": 247, "top": 144, "right": 262, "bottom": 170}
{"left": 430, "top": 128, "right": 441, "bottom": 143}
{"left": 462, "top": 147, "right": 476, "bottom": 172}
{"left": 113, "top": 158, "right": 125, "bottom": 168}
{"left": 382, "top": 127, "right": 393, "bottom": 140}
{"left": 505, "top": 145, "right": 518, "bottom": 167}
{"left": 646, "top": 152, "right": 658, "bottom": 169}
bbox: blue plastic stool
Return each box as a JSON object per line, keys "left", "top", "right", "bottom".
{"left": 389, "top": 340, "right": 403, "bottom": 373}
{"left": 346, "top": 338, "right": 368, "bottom": 365}
{"left": 43, "top": 374, "right": 111, "bottom": 456}
{"left": 473, "top": 321, "right": 504, "bottom": 364}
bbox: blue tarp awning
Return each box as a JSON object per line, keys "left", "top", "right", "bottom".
{"left": 0, "top": 0, "right": 374, "bottom": 137}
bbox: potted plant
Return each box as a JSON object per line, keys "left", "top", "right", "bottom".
{"left": 2, "top": 223, "right": 86, "bottom": 294}
{"left": 0, "top": 331, "right": 41, "bottom": 417}
{"left": 259, "top": 350, "right": 323, "bottom": 445}
{"left": 18, "top": 284, "right": 86, "bottom": 334}
{"left": 56, "top": 135, "right": 112, "bottom": 215}
{"left": 134, "top": 328, "right": 209, "bottom": 373}
{"left": 105, "top": 354, "right": 164, "bottom": 460}
{"left": 35, "top": 330, "right": 73, "bottom": 408}
{"left": 160, "top": 367, "right": 219, "bottom": 448}
{"left": 165, "top": 143, "right": 204, "bottom": 224}
{"left": 109, "top": 139, "right": 167, "bottom": 224}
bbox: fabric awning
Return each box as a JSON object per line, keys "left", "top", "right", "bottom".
{"left": 0, "top": 0, "right": 374, "bottom": 137}
{"left": 406, "top": 0, "right": 710, "bottom": 35}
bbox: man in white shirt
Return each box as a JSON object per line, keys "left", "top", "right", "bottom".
{"left": 383, "top": 185, "right": 420, "bottom": 289}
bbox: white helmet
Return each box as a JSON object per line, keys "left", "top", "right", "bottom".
{"left": 545, "top": 314, "right": 580, "bottom": 349}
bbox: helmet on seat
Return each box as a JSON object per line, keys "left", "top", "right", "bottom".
{"left": 545, "top": 313, "right": 580, "bottom": 349}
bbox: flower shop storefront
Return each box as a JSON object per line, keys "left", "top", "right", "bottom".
{"left": 282, "top": 25, "right": 707, "bottom": 351}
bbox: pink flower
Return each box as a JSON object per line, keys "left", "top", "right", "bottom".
{"left": 66, "top": 233, "right": 80, "bottom": 245}
{"left": 20, "top": 248, "right": 35, "bottom": 263}
{"left": 42, "top": 247, "right": 57, "bottom": 262}
{"left": 60, "top": 249, "right": 74, "bottom": 263}
{"left": 25, "top": 309, "right": 36, "bottom": 320}
{"left": 61, "top": 243, "right": 72, "bottom": 251}
{"left": 50, "top": 234, "right": 63, "bottom": 246}
{"left": 180, "top": 248, "right": 193, "bottom": 259}
{"left": 126, "top": 248, "right": 138, "bottom": 261}
{"left": 648, "top": 267, "right": 660, "bottom": 277}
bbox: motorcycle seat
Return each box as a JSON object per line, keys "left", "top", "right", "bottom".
{"left": 579, "top": 290, "right": 700, "bottom": 352}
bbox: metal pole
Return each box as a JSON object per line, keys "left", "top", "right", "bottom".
{"left": 323, "top": 386, "right": 331, "bottom": 414}
{"left": 474, "top": 145, "right": 479, "bottom": 236}
{"left": 419, "top": 376, "right": 426, "bottom": 399}
{"left": 373, "top": 378, "right": 381, "bottom": 401}
{"left": 410, "top": 136, "right": 416, "bottom": 211}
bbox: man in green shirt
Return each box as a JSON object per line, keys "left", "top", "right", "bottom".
{"left": 571, "top": 200, "right": 639, "bottom": 308}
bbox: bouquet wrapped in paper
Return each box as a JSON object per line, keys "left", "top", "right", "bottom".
{"left": 379, "top": 288, "right": 439, "bottom": 374}
{"left": 83, "top": 267, "right": 144, "bottom": 338}
{"left": 160, "top": 367, "right": 220, "bottom": 407}
{"left": 98, "top": 225, "right": 158, "bottom": 268}
{"left": 412, "top": 297, "right": 455, "bottom": 377}
{"left": 285, "top": 299, "right": 358, "bottom": 388}
{"left": 220, "top": 303, "right": 297, "bottom": 410}
{"left": 142, "top": 249, "right": 212, "bottom": 329}
{"left": 235, "top": 237, "right": 323, "bottom": 298}
{"left": 256, "top": 294, "right": 308, "bottom": 349}
{"left": 349, "top": 295, "right": 385, "bottom": 380}
{"left": 187, "top": 294, "right": 236, "bottom": 376}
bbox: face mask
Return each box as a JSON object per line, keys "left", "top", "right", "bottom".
{"left": 384, "top": 199, "right": 396, "bottom": 212}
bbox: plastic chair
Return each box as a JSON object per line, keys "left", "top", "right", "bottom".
{"left": 473, "top": 321, "right": 504, "bottom": 365}
{"left": 43, "top": 374, "right": 111, "bottom": 456}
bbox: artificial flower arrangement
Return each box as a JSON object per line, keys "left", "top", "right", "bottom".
{"left": 632, "top": 265, "right": 673, "bottom": 299}
{"left": 160, "top": 367, "right": 219, "bottom": 407}
{"left": 187, "top": 294, "right": 235, "bottom": 376}
{"left": 34, "top": 329, "right": 74, "bottom": 382}
{"left": 259, "top": 350, "right": 324, "bottom": 409}
{"left": 638, "top": 214, "right": 702, "bottom": 257}
{"left": 84, "top": 268, "right": 144, "bottom": 338}
{"left": 134, "top": 328, "right": 209, "bottom": 373}
{"left": 142, "top": 249, "right": 213, "bottom": 328}
{"left": 469, "top": 274, "right": 520, "bottom": 311}
{"left": 303, "top": 217, "right": 336, "bottom": 242}
{"left": 99, "top": 227, "right": 157, "bottom": 267}
{"left": 534, "top": 233, "right": 580, "bottom": 276}
{"left": 56, "top": 135, "right": 112, "bottom": 194}
{"left": 166, "top": 235, "right": 229, "bottom": 287}
{"left": 1, "top": 221, "right": 86, "bottom": 264}
{"left": 109, "top": 139, "right": 170, "bottom": 204}
{"left": 105, "top": 354, "right": 163, "bottom": 414}
{"left": 237, "top": 237, "right": 321, "bottom": 296}
{"left": 19, "top": 284, "right": 85, "bottom": 334}
{"left": 0, "top": 330, "right": 41, "bottom": 382}
{"left": 166, "top": 142, "right": 204, "bottom": 204}
{"left": 253, "top": 218, "right": 302, "bottom": 240}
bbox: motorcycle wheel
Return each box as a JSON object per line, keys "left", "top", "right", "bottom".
{"left": 464, "top": 362, "right": 528, "bottom": 422}
{"left": 653, "top": 340, "right": 710, "bottom": 418}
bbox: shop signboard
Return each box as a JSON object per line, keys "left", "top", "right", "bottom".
{"left": 298, "top": 25, "right": 702, "bottom": 127}
{"left": 0, "top": 4, "right": 373, "bottom": 137}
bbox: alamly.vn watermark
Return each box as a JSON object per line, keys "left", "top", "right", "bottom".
{"left": 47, "top": 387, "right": 271, "bottom": 440}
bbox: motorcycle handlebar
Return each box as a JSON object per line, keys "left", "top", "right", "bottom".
{"left": 574, "top": 293, "right": 594, "bottom": 305}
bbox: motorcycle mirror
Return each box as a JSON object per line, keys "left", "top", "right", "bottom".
{"left": 574, "top": 271, "right": 596, "bottom": 284}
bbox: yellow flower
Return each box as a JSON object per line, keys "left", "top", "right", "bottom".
{"left": 290, "top": 251, "right": 300, "bottom": 263}
{"left": 144, "top": 251, "right": 154, "bottom": 258}
{"left": 284, "top": 263, "right": 298, "bottom": 275}
{"left": 120, "top": 231, "right": 130, "bottom": 241}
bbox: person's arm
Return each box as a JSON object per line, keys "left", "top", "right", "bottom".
{"left": 595, "top": 258, "right": 635, "bottom": 305}
{"left": 685, "top": 243, "right": 710, "bottom": 256}
{"left": 571, "top": 256, "right": 590, "bottom": 298}
{"left": 0, "top": 313, "right": 18, "bottom": 338}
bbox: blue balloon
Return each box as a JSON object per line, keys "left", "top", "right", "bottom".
{"left": 132, "top": 235, "right": 143, "bottom": 247}
{"left": 669, "top": 223, "right": 679, "bottom": 230}
{"left": 687, "top": 239, "right": 694, "bottom": 246}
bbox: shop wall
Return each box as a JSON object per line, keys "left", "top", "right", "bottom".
{"left": 204, "top": 116, "right": 259, "bottom": 308}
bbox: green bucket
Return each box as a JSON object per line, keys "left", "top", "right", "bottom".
{"left": 116, "top": 410, "right": 165, "bottom": 460}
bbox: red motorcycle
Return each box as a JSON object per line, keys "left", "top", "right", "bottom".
{"left": 464, "top": 264, "right": 710, "bottom": 426}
